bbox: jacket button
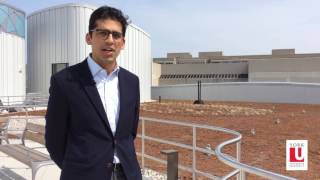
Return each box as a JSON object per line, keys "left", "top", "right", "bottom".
{"left": 114, "top": 140, "right": 117, "bottom": 144}
{"left": 107, "top": 163, "right": 113, "bottom": 168}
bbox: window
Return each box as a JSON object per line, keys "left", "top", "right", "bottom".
{"left": 52, "top": 63, "right": 68, "bottom": 75}
{"left": 239, "top": 74, "right": 248, "bottom": 78}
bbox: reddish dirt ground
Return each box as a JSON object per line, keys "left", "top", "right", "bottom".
{"left": 135, "top": 100, "right": 320, "bottom": 180}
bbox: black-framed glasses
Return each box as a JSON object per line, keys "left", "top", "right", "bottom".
{"left": 90, "top": 29, "right": 123, "bottom": 40}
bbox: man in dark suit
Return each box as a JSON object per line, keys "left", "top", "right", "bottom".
{"left": 45, "top": 6, "right": 141, "bottom": 180}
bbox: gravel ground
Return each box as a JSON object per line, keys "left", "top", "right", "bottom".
{"left": 142, "top": 168, "right": 166, "bottom": 180}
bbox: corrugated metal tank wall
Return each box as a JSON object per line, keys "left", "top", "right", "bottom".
{"left": 117, "top": 24, "right": 151, "bottom": 102}
{"left": 27, "top": 4, "right": 151, "bottom": 101}
{"left": 0, "top": 3, "right": 26, "bottom": 101}
{"left": 0, "top": 32, "right": 26, "bottom": 98}
{"left": 27, "top": 4, "right": 93, "bottom": 94}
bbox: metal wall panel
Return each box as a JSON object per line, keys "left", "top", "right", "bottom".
{"left": 0, "top": 2, "right": 26, "bottom": 100}
{"left": 27, "top": 4, "right": 151, "bottom": 101}
{"left": 0, "top": 32, "right": 26, "bottom": 98}
{"left": 118, "top": 24, "right": 152, "bottom": 102}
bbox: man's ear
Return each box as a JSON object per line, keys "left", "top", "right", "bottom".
{"left": 121, "top": 38, "right": 126, "bottom": 50}
{"left": 86, "top": 33, "right": 92, "bottom": 45}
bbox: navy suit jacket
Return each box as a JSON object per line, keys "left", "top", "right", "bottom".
{"left": 45, "top": 59, "right": 142, "bottom": 180}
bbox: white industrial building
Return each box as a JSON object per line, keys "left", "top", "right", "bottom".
{"left": 152, "top": 50, "right": 320, "bottom": 104}
{"left": 0, "top": 2, "right": 26, "bottom": 103}
{"left": 27, "top": 3, "right": 151, "bottom": 102}
{"left": 153, "top": 49, "right": 320, "bottom": 86}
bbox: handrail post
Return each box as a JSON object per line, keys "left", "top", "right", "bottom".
{"left": 236, "top": 141, "right": 246, "bottom": 180}
{"left": 161, "top": 149, "right": 178, "bottom": 180}
{"left": 7, "top": 96, "right": 10, "bottom": 112}
{"left": 141, "top": 117, "right": 145, "bottom": 170}
{"left": 192, "top": 127, "right": 196, "bottom": 179}
{"left": 236, "top": 141, "right": 240, "bottom": 180}
{"left": 236, "top": 141, "right": 241, "bottom": 180}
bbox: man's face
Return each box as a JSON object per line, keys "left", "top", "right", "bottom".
{"left": 86, "top": 19, "right": 125, "bottom": 65}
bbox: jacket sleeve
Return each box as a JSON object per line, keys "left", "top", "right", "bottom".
{"left": 132, "top": 78, "right": 140, "bottom": 139}
{"left": 45, "top": 75, "right": 69, "bottom": 169}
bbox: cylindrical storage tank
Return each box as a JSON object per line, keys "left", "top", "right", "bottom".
{"left": 27, "top": 4, "right": 151, "bottom": 101}
{"left": 0, "top": 2, "right": 26, "bottom": 104}
{"left": 117, "top": 24, "right": 151, "bottom": 102}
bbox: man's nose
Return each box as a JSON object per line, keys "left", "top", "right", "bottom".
{"left": 105, "top": 34, "right": 114, "bottom": 43}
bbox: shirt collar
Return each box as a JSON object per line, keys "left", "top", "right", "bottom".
{"left": 87, "top": 54, "right": 120, "bottom": 78}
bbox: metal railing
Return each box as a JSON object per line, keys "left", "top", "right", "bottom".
{"left": 137, "top": 117, "right": 297, "bottom": 180}
{"left": 0, "top": 94, "right": 48, "bottom": 105}
{"left": 0, "top": 94, "right": 48, "bottom": 114}
{"left": 0, "top": 96, "right": 298, "bottom": 179}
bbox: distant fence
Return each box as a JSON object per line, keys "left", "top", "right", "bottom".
{"left": 151, "top": 82, "right": 320, "bottom": 104}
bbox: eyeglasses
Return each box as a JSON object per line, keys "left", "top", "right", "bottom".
{"left": 90, "top": 29, "right": 123, "bottom": 40}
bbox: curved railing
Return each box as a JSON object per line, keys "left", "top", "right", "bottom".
{"left": 137, "top": 117, "right": 297, "bottom": 180}
{"left": 215, "top": 132, "right": 297, "bottom": 180}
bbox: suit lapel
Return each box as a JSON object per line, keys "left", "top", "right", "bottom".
{"left": 77, "top": 60, "right": 112, "bottom": 134}
{"left": 116, "top": 67, "right": 126, "bottom": 136}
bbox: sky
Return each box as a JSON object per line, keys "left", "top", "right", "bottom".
{"left": 2, "top": 0, "right": 320, "bottom": 57}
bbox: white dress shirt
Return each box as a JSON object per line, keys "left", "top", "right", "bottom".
{"left": 87, "top": 55, "right": 120, "bottom": 163}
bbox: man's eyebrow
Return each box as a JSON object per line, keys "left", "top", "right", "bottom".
{"left": 95, "top": 28, "right": 120, "bottom": 32}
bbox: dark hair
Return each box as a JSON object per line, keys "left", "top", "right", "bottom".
{"left": 89, "top": 6, "right": 129, "bottom": 37}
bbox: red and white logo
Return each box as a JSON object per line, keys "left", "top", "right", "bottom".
{"left": 286, "top": 140, "right": 308, "bottom": 170}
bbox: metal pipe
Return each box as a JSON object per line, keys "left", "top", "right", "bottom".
{"left": 141, "top": 118, "right": 145, "bottom": 169}
{"left": 192, "top": 127, "right": 196, "bottom": 179}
